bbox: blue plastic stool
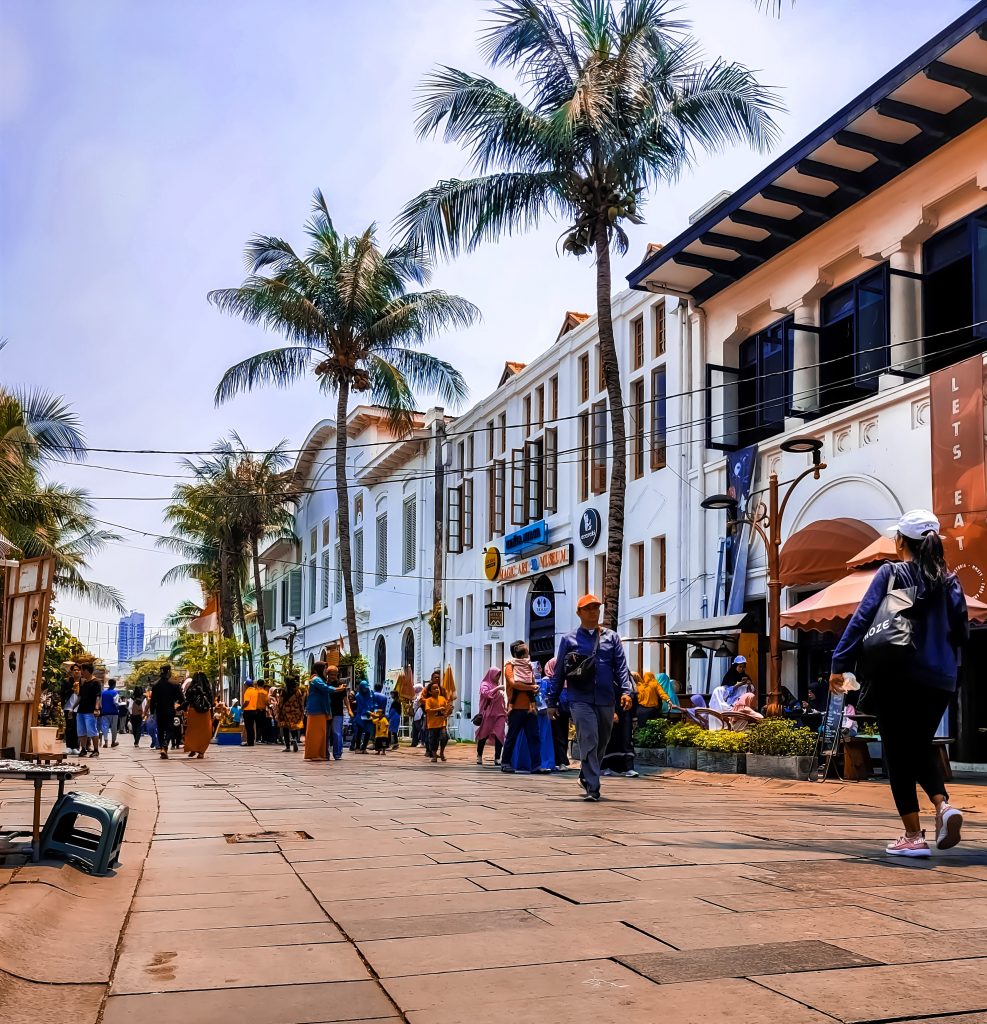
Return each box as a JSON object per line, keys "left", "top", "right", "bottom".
{"left": 38, "top": 791, "right": 128, "bottom": 875}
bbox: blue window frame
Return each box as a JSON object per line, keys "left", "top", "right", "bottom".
{"left": 736, "top": 316, "right": 794, "bottom": 446}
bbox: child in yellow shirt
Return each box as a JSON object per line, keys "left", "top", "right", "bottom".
{"left": 370, "top": 709, "right": 390, "bottom": 755}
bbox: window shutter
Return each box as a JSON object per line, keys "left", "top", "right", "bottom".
{"left": 321, "top": 550, "right": 330, "bottom": 608}
{"left": 651, "top": 367, "right": 667, "bottom": 469}
{"left": 308, "top": 558, "right": 317, "bottom": 613}
{"left": 402, "top": 498, "right": 416, "bottom": 574}
{"left": 262, "top": 587, "right": 275, "bottom": 625}
{"left": 334, "top": 546, "right": 342, "bottom": 603}
{"left": 354, "top": 532, "right": 364, "bottom": 594}
{"left": 375, "top": 514, "right": 387, "bottom": 585}
{"left": 525, "top": 439, "right": 543, "bottom": 522}
{"left": 544, "top": 429, "right": 557, "bottom": 513}
{"left": 289, "top": 568, "right": 302, "bottom": 619}
{"left": 510, "top": 448, "right": 525, "bottom": 525}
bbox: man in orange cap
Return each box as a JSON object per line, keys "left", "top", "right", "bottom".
{"left": 546, "top": 594, "right": 633, "bottom": 801}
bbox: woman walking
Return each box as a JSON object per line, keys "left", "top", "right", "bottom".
{"left": 304, "top": 662, "right": 332, "bottom": 761}
{"left": 129, "top": 685, "right": 146, "bottom": 746}
{"left": 183, "top": 672, "right": 214, "bottom": 759}
{"left": 149, "top": 665, "right": 182, "bottom": 760}
{"left": 831, "top": 510, "right": 968, "bottom": 857}
{"left": 278, "top": 676, "right": 305, "bottom": 752}
{"left": 474, "top": 667, "right": 507, "bottom": 766}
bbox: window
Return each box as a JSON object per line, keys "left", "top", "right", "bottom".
{"left": 353, "top": 493, "right": 364, "bottom": 525}
{"left": 630, "top": 378, "right": 645, "bottom": 480}
{"left": 523, "top": 395, "right": 531, "bottom": 436}
{"left": 650, "top": 614, "right": 667, "bottom": 674}
{"left": 536, "top": 385, "right": 545, "bottom": 428}
{"left": 577, "top": 559, "right": 589, "bottom": 597}
{"left": 549, "top": 376, "right": 558, "bottom": 421}
{"left": 353, "top": 531, "right": 364, "bottom": 594}
{"left": 489, "top": 460, "right": 505, "bottom": 535}
{"left": 280, "top": 576, "right": 289, "bottom": 625}
{"left": 448, "top": 485, "right": 463, "bottom": 554}
{"left": 321, "top": 550, "right": 330, "bottom": 608}
{"left": 511, "top": 448, "right": 524, "bottom": 525}
{"left": 595, "top": 553, "right": 607, "bottom": 595}
{"left": 402, "top": 497, "right": 416, "bottom": 574}
{"left": 524, "top": 439, "right": 544, "bottom": 523}
{"left": 463, "top": 478, "right": 474, "bottom": 549}
{"left": 487, "top": 419, "right": 495, "bottom": 460}
{"left": 544, "top": 429, "right": 558, "bottom": 513}
{"left": 457, "top": 440, "right": 465, "bottom": 473}
{"left": 819, "top": 266, "right": 888, "bottom": 411}
{"left": 651, "top": 366, "right": 667, "bottom": 470}
{"left": 923, "top": 207, "right": 987, "bottom": 373}
{"left": 579, "top": 412, "right": 590, "bottom": 502}
{"left": 651, "top": 536, "right": 666, "bottom": 593}
{"left": 465, "top": 594, "right": 473, "bottom": 634}
{"left": 591, "top": 400, "right": 607, "bottom": 494}
{"left": 308, "top": 557, "right": 317, "bottom": 614}
{"left": 289, "top": 567, "right": 302, "bottom": 619}
{"left": 597, "top": 344, "right": 606, "bottom": 392}
{"left": 262, "top": 587, "right": 275, "bottom": 626}
{"left": 334, "top": 546, "right": 342, "bottom": 603}
{"left": 322, "top": 518, "right": 330, "bottom": 547}
{"left": 310, "top": 527, "right": 318, "bottom": 555}
{"left": 631, "top": 316, "right": 644, "bottom": 370}
{"left": 630, "top": 543, "right": 645, "bottom": 598}
{"left": 629, "top": 618, "right": 644, "bottom": 673}
{"left": 466, "top": 435, "right": 474, "bottom": 473}
{"left": 375, "top": 513, "right": 387, "bottom": 585}
{"left": 654, "top": 302, "right": 666, "bottom": 357}
{"left": 498, "top": 412, "right": 507, "bottom": 452}
{"left": 735, "top": 316, "right": 795, "bottom": 445}
{"left": 579, "top": 354, "right": 590, "bottom": 403}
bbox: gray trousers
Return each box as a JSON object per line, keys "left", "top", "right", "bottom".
{"left": 570, "top": 702, "right": 615, "bottom": 796}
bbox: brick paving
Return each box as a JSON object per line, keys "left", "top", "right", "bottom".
{"left": 2, "top": 740, "right": 987, "bottom": 1023}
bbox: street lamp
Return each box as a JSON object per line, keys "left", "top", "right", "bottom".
{"left": 701, "top": 436, "right": 827, "bottom": 717}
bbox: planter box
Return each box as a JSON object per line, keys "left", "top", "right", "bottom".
{"left": 667, "top": 747, "right": 697, "bottom": 770}
{"left": 745, "top": 753, "right": 816, "bottom": 779}
{"left": 215, "top": 730, "right": 243, "bottom": 746}
{"left": 634, "top": 747, "right": 667, "bottom": 767}
{"left": 697, "top": 750, "right": 746, "bottom": 774}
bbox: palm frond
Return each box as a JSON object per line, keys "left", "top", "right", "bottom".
{"left": 214, "top": 346, "right": 321, "bottom": 406}
{"left": 11, "top": 387, "right": 86, "bottom": 461}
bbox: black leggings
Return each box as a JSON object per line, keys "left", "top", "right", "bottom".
{"left": 875, "top": 682, "right": 950, "bottom": 817}
{"left": 282, "top": 726, "right": 298, "bottom": 748}
{"left": 476, "top": 737, "right": 503, "bottom": 760}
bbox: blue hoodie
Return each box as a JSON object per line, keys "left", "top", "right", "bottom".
{"left": 832, "top": 561, "right": 969, "bottom": 691}
{"left": 354, "top": 683, "right": 375, "bottom": 723}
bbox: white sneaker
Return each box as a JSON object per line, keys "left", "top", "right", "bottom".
{"left": 936, "top": 804, "right": 963, "bottom": 850}
{"left": 601, "top": 768, "right": 614, "bottom": 776}
{"left": 621, "top": 769, "right": 640, "bottom": 778}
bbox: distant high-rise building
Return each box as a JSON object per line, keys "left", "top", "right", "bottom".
{"left": 117, "top": 611, "right": 145, "bottom": 664}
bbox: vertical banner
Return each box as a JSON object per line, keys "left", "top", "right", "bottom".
{"left": 930, "top": 356, "right": 987, "bottom": 599}
{"left": 725, "top": 445, "right": 759, "bottom": 615}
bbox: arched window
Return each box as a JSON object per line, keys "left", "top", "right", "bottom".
{"left": 401, "top": 628, "right": 415, "bottom": 682}
{"left": 374, "top": 635, "right": 386, "bottom": 688}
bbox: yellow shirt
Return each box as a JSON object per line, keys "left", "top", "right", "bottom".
{"left": 371, "top": 711, "right": 390, "bottom": 739}
{"left": 637, "top": 678, "right": 661, "bottom": 708}
{"left": 256, "top": 688, "right": 270, "bottom": 712}
{"left": 424, "top": 696, "right": 449, "bottom": 730}
{"left": 242, "top": 686, "right": 259, "bottom": 712}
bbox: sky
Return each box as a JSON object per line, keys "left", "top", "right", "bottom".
{"left": 0, "top": 0, "right": 974, "bottom": 656}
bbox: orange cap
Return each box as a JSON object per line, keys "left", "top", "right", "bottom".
{"left": 576, "top": 593, "right": 602, "bottom": 610}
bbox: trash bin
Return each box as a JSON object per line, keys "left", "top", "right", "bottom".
{"left": 30, "top": 726, "right": 60, "bottom": 754}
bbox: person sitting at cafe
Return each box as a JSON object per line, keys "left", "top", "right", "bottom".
{"left": 708, "top": 656, "right": 754, "bottom": 730}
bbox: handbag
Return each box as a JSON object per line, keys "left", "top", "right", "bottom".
{"left": 563, "top": 629, "right": 602, "bottom": 692}
{"left": 862, "top": 564, "right": 917, "bottom": 655}
{"left": 471, "top": 713, "right": 483, "bottom": 727}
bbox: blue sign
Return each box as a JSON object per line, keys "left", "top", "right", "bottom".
{"left": 532, "top": 595, "right": 553, "bottom": 618}
{"left": 579, "top": 508, "right": 602, "bottom": 548}
{"left": 505, "top": 519, "right": 549, "bottom": 556}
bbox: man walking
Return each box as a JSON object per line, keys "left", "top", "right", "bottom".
{"left": 546, "top": 594, "right": 633, "bottom": 802}
{"left": 100, "top": 678, "right": 121, "bottom": 747}
{"left": 76, "top": 662, "right": 101, "bottom": 758}
{"left": 149, "top": 665, "right": 182, "bottom": 760}
{"left": 241, "top": 679, "right": 259, "bottom": 746}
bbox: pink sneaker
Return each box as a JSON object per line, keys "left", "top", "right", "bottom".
{"left": 886, "top": 832, "right": 931, "bottom": 858}
{"left": 936, "top": 804, "right": 963, "bottom": 850}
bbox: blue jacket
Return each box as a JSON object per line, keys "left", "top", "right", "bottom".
{"left": 546, "top": 627, "right": 633, "bottom": 708}
{"left": 832, "top": 561, "right": 969, "bottom": 691}
{"left": 305, "top": 676, "right": 333, "bottom": 716}
{"left": 354, "top": 685, "right": 375, "bottom": 722}
{"left": 100, "top": 688, "right": 119, "bottom": 716}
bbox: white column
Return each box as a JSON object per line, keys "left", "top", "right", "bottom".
{"left": 888, "top": 244, "right": 923, "bottom": 375}
{"left": 789, "top": 301, "right": 819, "bottom": 419}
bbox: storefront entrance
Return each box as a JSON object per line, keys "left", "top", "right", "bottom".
{"left": 527, "top": 574, "right": 556, "bottom": 668}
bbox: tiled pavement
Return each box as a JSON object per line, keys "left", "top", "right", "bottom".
{"left": 2, "top": 742, "right": 987, "bottom": 1024}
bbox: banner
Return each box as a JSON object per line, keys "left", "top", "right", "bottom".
{"left": 930, "top": 356, "right": 987, "bottom": 599}
{"left": 725, "top": 445, "right": 759, "bottom": 615}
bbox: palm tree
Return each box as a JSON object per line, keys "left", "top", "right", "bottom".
{"left": 209, "top": 191, "right": 480, "bottom": 658}
{"left": 398, "top": 0, "right": 781, "bottom": 627}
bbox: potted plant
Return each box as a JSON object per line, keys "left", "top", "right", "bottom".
{"left": 633, "top": 718, "right": 668, "bottom": 766}
{"left": 664, "top": 722, "right": 702, "bottom": 769}
{"left": 695, "top": 729, "right": 748, "bottom": 774}
{"left": 745, "top": 719, "right": 817, "bottom": 779}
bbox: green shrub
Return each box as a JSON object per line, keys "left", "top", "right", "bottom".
{"left": 746, "top": 719, "right": 817, "bottom": 756}
{"left": 634, "top": 719, "right": 669, "bottom": 748}
{"left": 664, "top": 723, "right": 703, "bottom": 748}
{"left": 695, "top": 729, "right": 748, "bottom": 753}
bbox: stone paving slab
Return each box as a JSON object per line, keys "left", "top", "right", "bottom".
{"left": 321, "top": 887, "right": 568, "bottom": 924}
{"left": 0, "top": 970, "right": 104, "bottom": 1024}
{"left": 617, "top": 939, "right": 879, "bottom": 983}
{"left": 756, "top": 958, "right": 987, "bottom": 1022}
{"left": 830, "top": 929, "right": 987, "bottom": 965}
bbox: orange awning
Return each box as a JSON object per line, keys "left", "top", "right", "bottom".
{"left": 780, "top": 518, "right": 880, "bottom": 587}
{"left": 846, "top": 536, "right": 898, "bottom": 570}
{"left": 782, "top": 570, "right": 987, "bottom": 633}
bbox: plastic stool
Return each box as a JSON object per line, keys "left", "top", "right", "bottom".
{"left": 38, "top": 791, "right": 128, "bottom": 875}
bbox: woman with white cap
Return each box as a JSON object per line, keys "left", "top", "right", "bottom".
{"left": 830, "top": 510, "right": 969, "bottom": 858}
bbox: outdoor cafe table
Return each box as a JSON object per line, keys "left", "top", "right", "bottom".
{"left": 0, "top": 760, "right": 89, "bottom": 862}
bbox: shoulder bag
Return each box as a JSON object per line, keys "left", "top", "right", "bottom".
{"left": 862, "top": 564, "right": 917, "bottom": 655}
{"left": 563, "top": 629, "right": 602, "bottom": 692}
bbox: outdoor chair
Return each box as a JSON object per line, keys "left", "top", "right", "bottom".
{"left": 38, "top": 790, "right": 128, "bottom": 876}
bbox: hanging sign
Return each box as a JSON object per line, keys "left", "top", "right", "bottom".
{"left": 578, "top": 508, "right": 602, "bottom": 548}
{"left": 532, "top": 595, "right": 553, "bottom": 618}
{"left": 499, "top": 544, "right": 572, "bottom": 583}
{"left": 504, "top": 520, "right": 549, "bottom": 556}
{"left": 483, "top": 547, "right": 502, "bottom": 582}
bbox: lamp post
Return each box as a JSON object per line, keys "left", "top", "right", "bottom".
{"left": 701, "top": 437, "right": 827, "bottom": 717}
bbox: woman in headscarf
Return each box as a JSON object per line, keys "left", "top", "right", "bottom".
{"left": 708, "top": 656, "right": 754, "bottom": 731}
{"left": 183, "top": 672, "right": 214, "bottom": 759}
{"left": 474, "top": 667, "right": 507, "bottom": 766}
{"left": 277, "top": 676, "right": 305, "bottom": 752}
{"left": 728, "top": 691, "right": 764, "bottom": 732}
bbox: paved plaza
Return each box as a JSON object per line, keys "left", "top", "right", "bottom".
{"left": 3, "top": 743, "right": 987, "bottom": 1024}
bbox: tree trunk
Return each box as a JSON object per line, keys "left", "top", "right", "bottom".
{"left": 432, "top": 418, "right": 446, "bottom": 611}
{"left": 250, "top": 533, "right": 269, "bottom": 676}
{"left": 335, "top": 382, "right": 361, "bottom": 659}
{"left": 233, "top": 569, "right": 254, "bottom": 679}
{"left": 595, "top": 220, "right": 626, "bottom": 632}
{"left": 218, "top": 543, "right": 239, "bottom": 688}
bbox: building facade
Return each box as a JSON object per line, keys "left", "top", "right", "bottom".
{"left": 116, "top": 610, "right": 145, "bottom": 666}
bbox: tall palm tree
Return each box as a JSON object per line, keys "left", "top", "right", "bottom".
{"left": 398, "top": 0, "right": 781, "bottom": 627}
{"left": 209, "top": 191, "right": 480, "bottom": 657}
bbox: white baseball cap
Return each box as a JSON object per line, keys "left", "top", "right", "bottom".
{"left": 733, "top": 655, "right": 747, "bottom": 665}
{"left": 886, "top": 509, "right": 940, "bottom": 541}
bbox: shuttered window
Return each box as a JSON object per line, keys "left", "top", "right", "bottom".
{"left": 333, "top": 546, "right": 342, "bottom": 603}
{"left": 591, "top": 401, "right": 607, "bottom": 494}
{"left": 289, "top": 567, "right": 302, "bottom": 619}
{"left": 308, "top": 557, "right": 317, "bottom": 613}
{"left": 511, "top": 448, "right": 524, "bottom": 526}
{"left": 544, "top": 429, "right": 558, "bottom": 513}
{"left": 489, "top": 460, "right": 505, "bottom": 536}
{"left": 448, "top": 486, "right": 463, "bottom": 554}
{"left": 320, "top": 550, "right": 330, "bottom": 608}
{"left": 375, "top": 514, "right": 387, "bottom": 585}
{"left": 354, "top": 531, "right": 364, "bottom": 593}
{"left": 402, "top": 498, "right": 416, "bottom": 574}
{"left": 463, "top": 478, "right": 474, "bottom": 549}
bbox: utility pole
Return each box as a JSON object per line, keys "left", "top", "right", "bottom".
{"left": 432, "top": 413, "right": 446, "bottom": 610}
